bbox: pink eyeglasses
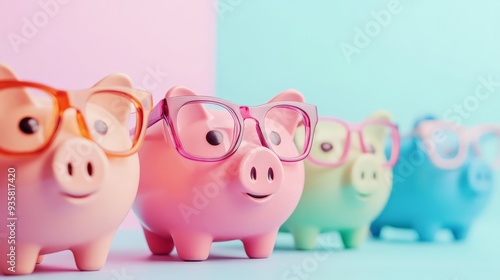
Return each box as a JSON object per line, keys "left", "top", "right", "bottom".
{"left": 415, "top": 120, "right": 500, "bottom": 170}
{"left": 306, "top": 116, "right": 400, "bottom": 168}
{"left": 147, "top": 95, "right": 318, "bottom": 162}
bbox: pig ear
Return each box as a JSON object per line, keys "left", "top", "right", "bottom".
{"left": 90, "top": 73, "right": 134, "bottom": 126}
{"left": 0, "top": 64, "right": 18, "bottom": 80}
{"left": 413, "top": 114, "right": 437, "bottom": 129}
{"left": 165, "top": 86, "right": 210, "bottom": 128}
{"left": 267, "top": 89, "right": 306, "bottom": 135}
{"left": 94, "top": 73, "right": 132, "bottom": 88}
{"left": 0, "top": 64, "right": 34, "bottom": 108}
{"left": 368, "top": 111, "right": 393, "bottom": 123}
{"left": 268, "top": 89, "right": 305, "bottom": 103}
{"left": 365, "top": 111, "right": 393, "bottom": 142}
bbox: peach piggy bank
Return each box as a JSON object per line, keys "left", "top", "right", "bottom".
{"left": 280, "top": 112, "right": 400, "bottom": 249}
{"left": 0, "top": 65, "right": 152, "bottom": 275}
{"left": 133, "top": 87, "right": 318, "bottom": 261}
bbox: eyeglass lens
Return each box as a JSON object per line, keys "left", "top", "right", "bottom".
{"left": 306, "top": 120, "right": 347, "bottom": 165}
{"left": 0, "top": 86, "right": 57, "bottom": 153}
{"left": 85, "top": 92, "right": 141, "bottom": 153}
{"left": 264, "top": 106, "right": 306, "bottom": 159}
{"left": 431, "top": 128, "right": 460, "bottom": 160}
{"left": 478, "top": 132, "right": 499, "bottom": 165}
{"left": 360, "top": 123, "right": 393, "bottom": 163}
{"left": 175, "top": 101, "right": 238, "bottom": 159}
{"left": 307, "top": 121, "right": 394, "bottom": 166}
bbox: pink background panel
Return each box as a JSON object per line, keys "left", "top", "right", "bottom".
{"left": 0, "top": 0, "right": 216, "bottom": 229}
{"left": 0, "top": 0, "right": 216, "bottom": 101}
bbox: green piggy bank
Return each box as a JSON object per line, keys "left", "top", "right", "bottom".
{"left": 280, "top": 112, "right": 399, "bottom": 249}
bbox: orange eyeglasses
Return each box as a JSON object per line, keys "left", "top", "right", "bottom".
{"left": 0, "top": 79, "right": 153, "bottom": 157}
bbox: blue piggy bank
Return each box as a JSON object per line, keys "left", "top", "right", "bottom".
{"left": 370, "top": 116, "right": 497, "bottom": 242}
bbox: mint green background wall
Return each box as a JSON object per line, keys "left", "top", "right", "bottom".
{"left": 216, "top": 0, "right": 500, "bottom": 221}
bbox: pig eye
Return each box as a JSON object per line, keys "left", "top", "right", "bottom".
{"left": 19, "top": 117, "right": 39, "bottom": 134}
{"left": 206, "top": 130, "right": 223, "bottom": 146}
{"left": 321, "top": 142, "right": 333, "bottom": 152}
{"left": 94, "top": 120, "right": 108, "bottom": 135}
{"left": 444, "top": 145, "right": 457, "bottom": 156}
{"left": 269, "top": 131, "right": 281, "bottom": 145}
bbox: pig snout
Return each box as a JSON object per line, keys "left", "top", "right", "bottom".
{"left": 238, "top": 147, "right": 284, "bottom": 201}
{"left": 52, "top": 138, "right": 109, "bottom": 198}
{"left": 462, "top": 160, "right": 493, "bottom": 195}
{"left": 347, "top": 155, "right": 386, "bottom": 197}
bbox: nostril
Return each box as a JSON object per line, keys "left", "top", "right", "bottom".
{"left": 361, "top": 172, "right": 365, "bottom": 180}
{"left": 250, "top": 167, "right": 257, "bottom": 181}
{"left": 87, "top": 162, "right": 93, "bottom": 177}
{"left": 268, "top": 168, "right": 274, "bottom": 181}
{"left": 373, "top": 172, "right": 377, "bottom": 180}
{"left": 67, "top": 163, "right": 73, "bottom": 176}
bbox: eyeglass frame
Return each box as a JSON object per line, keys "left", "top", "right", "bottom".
{"left": 414, "top": 120, "right": 500, "bottom": 170}
{"left": 306, "top": 116, "right": 400, "bottom": 168}
{"left": 147, "top": 95, "right": 318, "bottom": 162}
{"left": 0, "top": 80, "right": 153, "bottom": 157}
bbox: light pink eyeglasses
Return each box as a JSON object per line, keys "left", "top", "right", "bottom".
{"left": 415, "top": 120, "right": 500, "bottom": 170}
{"left": 307, "top": 116, "right": 400, "bottom": 168}
{"left": 147, "top": 95, "right": 318, "bottom": 162}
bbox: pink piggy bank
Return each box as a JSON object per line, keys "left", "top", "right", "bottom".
{"left": 133, "top": 87, "right": 318, "bottom": 261}
{"left": 0, "top": 65, "right": 152, "bottom": 275}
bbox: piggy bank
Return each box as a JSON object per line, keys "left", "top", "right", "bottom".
{"left": 133, "top": 86, "right": 318, "bottom": 261}
{"left": 280, "top": 112, "right": 400, "bottom": 249}
{"left": 0, "top": 65, "right": 152, "bottom": 274}
{"left": 370, "top": 116, "right": 497, "bottom": 242}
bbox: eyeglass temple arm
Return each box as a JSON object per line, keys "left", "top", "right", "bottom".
{"left": 129, "top": 99, "right": 166, "bottom": 136}
{"left": 147, "top": 99, "right": 166, "bottom": 128}
{"left": 385, "top": 126, "right": 401, "bottom": 167}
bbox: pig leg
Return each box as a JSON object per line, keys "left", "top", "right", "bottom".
{"left": 143, "top": 228, "right": 174, "bottom": 255}
{"left": 290, "top": 226, "right": 320, "bottom": 250}
{"left": 340, "top": 226, "right": 369, "bottom": 249}
{"left": 369, "top": 222, "right": 383, "bottom": 238}
{"left": 450, "top": 226, "right": 469, "bottom": 241}
{"left": 71, "top": 231, "right": 115, "bottom": 271}
{"left": 1, "top": 245, "right": 40, "bottom": 275}
{"left": 242, "top": 230, "right": 278, "bottom": 258}
{"left": 414, "top": 222, "right": 439, "bottom": 242}
{"left": 171, "top": 232, "right": 213, "bottom": 261}
{"left": 36, "top": 255, "right": 44, "bottom": 264}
